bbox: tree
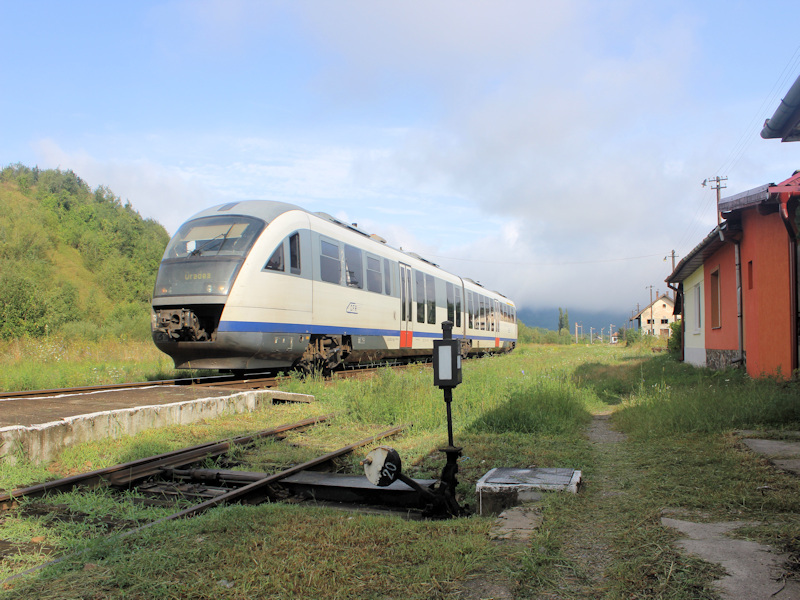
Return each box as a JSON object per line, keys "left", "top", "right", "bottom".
{"left": 557, "top": 307, "right": 570, "bottom": 334}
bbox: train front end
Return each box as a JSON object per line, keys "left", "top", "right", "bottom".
{"left": 151, "top": 209, "right": 266, "bottom": 370}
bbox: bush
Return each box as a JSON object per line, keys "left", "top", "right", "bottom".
{"left": 667, "top": 320, "right": 682, "bottom": 358}
{"left": 518, "top": 322, "right": 572, "bottom": 345}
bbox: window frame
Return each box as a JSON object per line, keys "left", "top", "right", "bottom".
{"left": 710, "top": 268, "right": 721, "bottom": 329}
{"left": 320, "top": 238, "right": 342, "bottom": 284}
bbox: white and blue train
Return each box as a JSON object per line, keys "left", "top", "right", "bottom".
{"left": 151, "top": 201, "right": 517, "bottom": 373}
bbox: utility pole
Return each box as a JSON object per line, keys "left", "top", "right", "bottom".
{"left": 575, "top": 321, "right": 578, "bottom": 344}
{"left": 703, "top": 176, "right": 728, "bottom": 225}
{"left": 665, "top": 250, "right": 677, "bottom": 300}
{"left": 645, "top": 285, "right": 654, "bottom": 335}
{"left": 590, "top": 327, "right": 594, "bottom": 344}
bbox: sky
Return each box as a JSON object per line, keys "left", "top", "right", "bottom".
{"left": 3, "top": 0, "right": 800, "bottom": 319}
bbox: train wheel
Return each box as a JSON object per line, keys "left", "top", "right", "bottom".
{"left": 294, "top": 336, "right": 348, "bottom": 377}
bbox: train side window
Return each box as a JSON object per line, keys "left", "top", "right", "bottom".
{"left": 383, "top": 258, "right": 392, "bottom": 295}
{"left": 455, "top": 287, "right": 462, "bottom": 328}
{"left": 289, "top": 232, "right": 301, "bottom": 275}
{"left": 366, "top": 255, "right": 382, "bottom": 293}
{"left": 426, "top": 274, "right": 436, "bottom": 324}
{"left": 320, "top": 239, "right": 341, "bottom": 284}
{"left": 446, "top": 282, "right": 455, "bottom": 323}
{"left": 265, "top": 243, "right": 285, "bottom": 272}
{"left": 344, "top": 245, "right": 363, "bottom": 288}
{"left": 467, "top": 291, "right": 474, "bottom": 329}
{"left": 415, "top": 270, "right": 425, "bottom": 323}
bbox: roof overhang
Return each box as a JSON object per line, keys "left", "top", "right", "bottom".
{"left": 666, "top": 221, "right": 741, "bottom": 285}
{"left": 761, "top": 74, "right": 800, "bottom": 142}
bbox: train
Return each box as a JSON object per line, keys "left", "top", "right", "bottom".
{"left": 151, "top": 201, "right": 517, "bottom": 373}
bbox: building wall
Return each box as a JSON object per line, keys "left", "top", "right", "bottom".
{"left": 683, "top": 266, "right": 705, "bottom": 367}
{"left": 703, "top": 242, "right": 739, "bottom": 371}
{"left": 640, "top": 295, "right": 676, "bottom": 336}
{"left": 740, "top": 208, "right": 794, "bottom": 378}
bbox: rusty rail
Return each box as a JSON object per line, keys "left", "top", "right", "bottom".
{"left": 121, "top": 424, "right": 407, "bottom": 534}
{"left": 0, "top": 413, "right": 335, "bottom": 508}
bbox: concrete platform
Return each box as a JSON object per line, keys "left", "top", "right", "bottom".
{"left": 0, "top": 387, "right": 314, "bottom": 465}
{"left": 740, "top": 438, "right": 800, "bottom": 476}
{"left": 476, "top": 467, "right": 582, "bottom": 516}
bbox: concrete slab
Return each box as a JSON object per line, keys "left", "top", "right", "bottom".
{"left": 661, "top": 517, "right": 800, "bottom": 600}
{"left": 0, "top": 388, "right": 314, "bottom": 465}
{"left": 476, "top": 467, "right": 581, "bottom": 516}
{"left": 741, "top": 438, "right": 800, "bottom": 458}
{"left": 740, "top": 437, "right": 800, "bottom": 476}
{"left": 773, "top": 459, "right": 800, "bottom": 476}
{"left": 489, "top": 505, "right": 543, "bottom": 542}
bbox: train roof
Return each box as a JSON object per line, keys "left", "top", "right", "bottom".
{"left": 186, "top": 201, "right": 514, "bottom": 304}
{"left": 187, "top": 200, "right": 304, "bottom": 224}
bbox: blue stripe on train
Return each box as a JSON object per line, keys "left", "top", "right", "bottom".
{"left": 218, "top": 321, "right": 515, "bottom": 343}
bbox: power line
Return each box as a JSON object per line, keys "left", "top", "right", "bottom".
{"left": 716, "top": 45, "right": 800, "bottom": 176}
{"left": 677, "top": 44, "right": 800, "bottom": 253}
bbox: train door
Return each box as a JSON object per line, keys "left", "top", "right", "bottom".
{"left": 399, "top": 263, "right": 413, "bottom": 348}
{"left": 494, "top": 299, "right": 501, "bottom": 347}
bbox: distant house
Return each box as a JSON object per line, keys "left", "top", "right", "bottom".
{"left": 667, "top": 171, "right": 800, "bottom": 378}
{"left": 633, "top": 294, "right": 676, "bottom": 337}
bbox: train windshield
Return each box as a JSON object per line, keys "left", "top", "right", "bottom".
{"left": 154, "top": 215, "right": 265, "bottom": 298}
{"left": 162, "top": 215, "right": 265, "bottom": 259}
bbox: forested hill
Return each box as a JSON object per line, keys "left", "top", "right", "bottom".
{"left": 0, "top": 164, "right": 170, "bottom": 340}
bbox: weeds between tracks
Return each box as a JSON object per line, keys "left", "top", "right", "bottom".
{"left": 1, "top": 344, "right": 799, "bottom": 599}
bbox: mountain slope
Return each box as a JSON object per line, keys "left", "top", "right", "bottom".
{"left": 0, "top": 164, "right": 170, "bottom": 339}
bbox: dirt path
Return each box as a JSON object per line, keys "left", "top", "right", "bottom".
{"left": 526, "top": 414, "right": 628, "bottom": 599}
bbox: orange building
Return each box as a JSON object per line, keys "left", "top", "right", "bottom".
{"left": 667, "top": 172, "right": 799, "bottom": 378}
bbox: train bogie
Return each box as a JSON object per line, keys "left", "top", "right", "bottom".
{"left": 151, "top": 201, "right": 517, "bottom": 372}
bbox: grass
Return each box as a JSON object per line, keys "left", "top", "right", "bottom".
{"left": 0, "top": 337, "right": 179, "bottom": 391}
{"left": 0, "top": 342, "right": 799, "bottom": 598}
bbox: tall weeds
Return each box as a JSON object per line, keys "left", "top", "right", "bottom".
{"left": 615, "top": 365, "right": 800, "bottom": 437}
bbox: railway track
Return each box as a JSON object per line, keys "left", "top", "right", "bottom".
{"left": 0, "top": 362, "right": 429, "bottom": 401}
{"left": 1, "top": 413, "right": 411, "bottom": 582}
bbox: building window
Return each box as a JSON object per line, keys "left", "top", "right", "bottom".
{"left": 693, "top": 283, "right": 702, "bottom": 331}
{"left": 710, "top": 269, "right": 721, "bottom": 329}
{"left": 661, "top": 318, "right": 669, "bottom": 324}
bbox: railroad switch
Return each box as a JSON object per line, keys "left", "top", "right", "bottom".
{"left": 359, "top": 321, "right": 468, "bottom": 518}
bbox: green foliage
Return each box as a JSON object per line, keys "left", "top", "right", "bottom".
{"left": 622, "top": 327, "right": 642, "bottom": 346}
{"left": 668, "top": 319, "right": 682, "bottom": 358}
{"left": 518, "top": 321, "right": 573, "bottom": 345}
{"left": 0, "top": 163, "right": 170, "bottom": 340}
{"left": 557, "top": 307, "right": 570, "bottom": 334}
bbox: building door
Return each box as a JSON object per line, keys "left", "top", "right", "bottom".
{"left": 399, "top": 263, "right": 413, "bottom": 348}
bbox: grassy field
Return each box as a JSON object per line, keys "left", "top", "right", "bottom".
{"left": 1, "top": 342, "right": 799, "bottom": 598}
